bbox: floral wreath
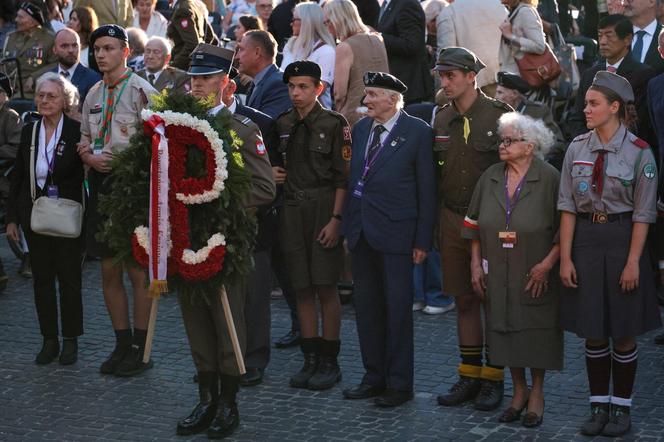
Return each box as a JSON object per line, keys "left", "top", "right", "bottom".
{"left": 99, "top": 92, "right": 255, "bottom": 301}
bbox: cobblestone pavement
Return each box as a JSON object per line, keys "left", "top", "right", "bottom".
{"left": 1, "top": 244, "right": 664, "bottom": 442}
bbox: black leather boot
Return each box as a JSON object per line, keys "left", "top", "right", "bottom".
{"left": 289, "top": 338, "right": 319, "bottom": 388}
{"left": 437, "top": 376, "right": 481, "bottom": 406}
{"left": 176, "top": 372, "right": 219, "bottom": 436}
{"left": 207, "top": 375, "right": 240, "bottom": 439}
{"left": 100, "top": 329, "right": 132, "bottom": 374}
{"left": 59, "top": 337, "right": 78, "bottom": 365}
{"left": 307, "top": 339, "right": 341, "bottom": 390}
{"left": 35, "top": 337, "right": 59, "bottom": 365}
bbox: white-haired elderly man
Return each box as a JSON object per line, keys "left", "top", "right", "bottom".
{"left": 136, "top": 36, "right": 190, "bottom": 93}
{"left": 341, "top": 71, "right": 436, "bottom": 408}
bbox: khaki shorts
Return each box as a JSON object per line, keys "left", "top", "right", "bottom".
{"left": 440, "top": 207, "right": 473, "bottom": 297}
{"left": 279, "top": 188, "right": 342, "bottom": 291}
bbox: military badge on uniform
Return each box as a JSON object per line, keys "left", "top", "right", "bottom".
{"left": 577, "top": 181, "right": 589, "bottom": 195}
{"left": 343, "top": 126, "right": 351, "bottom": 142}
{"left": 644, "top": 163, "right": 656, "bottom": 179}
{"left": 256, "top": 136, "right": 266, "bottom": 156}
{"left": 181, "top": 19, "right": 189, "bottom": 28}
{"left": 342, "top": 145, "right": 351, "bottom": 161}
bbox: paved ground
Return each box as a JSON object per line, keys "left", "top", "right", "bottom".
{"left": 1, "top": 244, "right": 664, "bottom": 442}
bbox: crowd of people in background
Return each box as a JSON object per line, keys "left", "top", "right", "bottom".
{"left": 1, "top": 0, "right": 664, "bottom": 439}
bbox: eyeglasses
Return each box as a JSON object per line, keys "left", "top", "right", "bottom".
{"left": 499, "top": 137, "right": 526, "bottom": 147}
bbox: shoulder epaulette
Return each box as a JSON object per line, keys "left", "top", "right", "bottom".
{"left": 571, "top": 132, "right": 592, "bottom": 143}
{"left": 275, "top": 107, "right": 295, "bottom": 121}
{"left": 240, "top": 116, "right": 252, "bottom": 126}
{"left": 490, "top": 98, "right": 513, "bottom": 112}
{"left": 631, "top": 135, "right": 649, "bottom": 149}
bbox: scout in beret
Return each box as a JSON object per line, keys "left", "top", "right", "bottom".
{"left": 274, "top": 60, "right": 351, "bottom": 392}
{"left": 78, "top": 21, "right": 158, "bottom": 380}
{"left": 433, "top": 45, "right": 512, "bottom": 411}
{"left": 558, "top": 72, "right": 658, "bottom": 438}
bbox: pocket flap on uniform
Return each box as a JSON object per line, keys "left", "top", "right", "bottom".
{"left": 309, "top": 136, "right": 332, "bottom": 154}
{"left": 434, "top": 134, "right": 450, "bottom": 151}
{"left": 605, "top": 160, "right": 634, "bottom": 181}
{"left": 571, "top": 161, "right": 594, "bottom": 177}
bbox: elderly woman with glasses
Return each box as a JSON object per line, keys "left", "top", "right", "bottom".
{"left": 462, "top": 112, "right": 563, "bottom": 428}
{"left": 6, "top": 72, "right": 85, "bottom": 366}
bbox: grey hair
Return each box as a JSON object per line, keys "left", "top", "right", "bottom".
{"left": 146, "top": 36, "right": 172, "bottom": 55}
{"left": 497, "top": 112, "right": 554, "bottom": 159}
{"left": 35, "top": 72, "right": 80, "bottom": 111}
{"left": 389, "top": 90, "right": 404, "bottom": 110}
{"left": 126, "top": 27, "right": 148, "bottom": 54}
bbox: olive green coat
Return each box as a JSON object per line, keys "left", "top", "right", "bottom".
{"left": 462, "top": 157, "right": 561, "bottom": 333}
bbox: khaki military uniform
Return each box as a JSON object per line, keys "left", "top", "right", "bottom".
{"left": 81, "top": 72, "right": 157, "bottom": 257}
{"left": 167, "top": 0, "right": 219, "bottom": 71}
{"left": 137, "top": 66, "right": 190, "bottom": 94}
{"left": 2, "top": 28, "right": 57, "bottom": 99}
{"left": 275, "top": 101, "right": 350, "bottom": 291}
{"left": 0, "top": 104, "right": 22, "bottom": 196}
{"left": 433, "top": 90, "right": 512, "bottom": 296}
{"left": 558, "top": 125, "right": 661, "bottom": 339}
{"left": 180, "top": 105, "right": 276, "bottom": 376}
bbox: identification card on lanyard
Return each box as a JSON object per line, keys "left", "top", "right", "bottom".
{"left": 499, "top": 171, "right": 526, "bottom": 249}
{"left": 352, "top": 123, "right": 397, "bottom": 198}
{"left": 45, "top": 125, "right": 60, "bottom": 198}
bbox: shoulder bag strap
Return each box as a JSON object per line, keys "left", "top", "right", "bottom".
{"left": 29, "top": 122, "right": 38, "bottom": 203}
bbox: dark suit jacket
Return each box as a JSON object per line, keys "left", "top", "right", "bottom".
{"left": 137, "top": 66, "right": 190, "bottom": 93}
{"left": 377, "top": 0, "right": 433, "bottom": 104}
{"left": 642, "top": 23, "right": 664, "bottom": 74}
{"left": 7, "top": 115, "right": 85, "bottom": 228}
{"left": 567, "top": 56, "right": 657, "bottom": 154}
{"left": 342, "top": 111, "right": 436, "bottom": 254}
{"left": 51, "top": 64, "right": 101, "bottom": 104}
{"left": 246, "top": 64, "right": 291, "bottom": 119}
{"left": 647, "top": 73, "right": 664, "bottom": 161}
{"left": 234, "top": 98, "right": 277, "bottom": 158}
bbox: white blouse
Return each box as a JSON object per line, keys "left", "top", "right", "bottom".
{"left": 133, "top": 10, "right": 169, "bottom": 38}
{"left": 36, "top": 116, "right": 64, "bottom": 189}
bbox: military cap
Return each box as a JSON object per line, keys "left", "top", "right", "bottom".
{"left": 0, "top": 73, "right": 12, "bottom": 98}
{"left": 90, "top": 25, "right": 129, "bottom": 46}
{"left": 496, "top": 71, "right": 530, "bottom": 94}
{"left": 363, "top": 71, "right": 408, "bottom": 94}
{"left": 19, "top": 2, "right": 44, "bottom": 26}
{"left": 283, "top": 61, "right": 321, "bottom": 83}
{"left": 188, "top": 44, "right": 235, "bottom": 76}
{"left": 436, "top": 47, "right": 486, "bottom": 74}
{"left": 591, "top": 70, "right": 634, "bottom": 103}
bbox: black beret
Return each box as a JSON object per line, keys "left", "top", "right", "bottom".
{"left": 19, "top": 2, "right": 44, "bottom": 26}
{"left": 0, "top": 73, "right": 12, "bottom": 98}
{"left": 188, "top": 43, "right": 235, "bottom": 76}
{"left": 496, "top": 71, "right": 530, "bottom": 94}
{"left": 363, "top": 71, "right": 408, "bottom": 94}
{"left": 436, "top": 47, "right": 485, "bottom": 74}
{"left": 283, "top": 61, "right": 321, "bottom": 83}
{"left": 90, "top": 25, "right": 129, "bottom": 47}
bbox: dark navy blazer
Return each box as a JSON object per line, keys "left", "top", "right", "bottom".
{"left": 51, "top": 64, "right": 101, "bottom": 105}
{"left": 342, "top": 111, "right": 436, "bottom": 254}
{"left": 246, "top": 64, "right": 291, "bottom": 120}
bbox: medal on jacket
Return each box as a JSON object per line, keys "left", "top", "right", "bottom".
{"left": 500, "top": 171, "right": 526, "bottom": 249}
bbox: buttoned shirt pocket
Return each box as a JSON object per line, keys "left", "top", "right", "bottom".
{"left": 112, "top": 113, "right": 138, "bottom": 151}
{"left": 308, "top": 137, "right": 333, "bottom": 179}
{"left": 433, "top": 134, "right": 450, "bottom": 168}
{"left": 471, "top": 134, "right": 500, "bottom": 170}
{"left": 605, "top": 159, "right": 634, "bottom": 189}
{"left": 87, "top": 112, "right": 102, "bottom": 142}
{"left": 571, "top": 161, "right": 593, "bottom": 198}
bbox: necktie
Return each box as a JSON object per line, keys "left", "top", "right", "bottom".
{"left": 246, "top": 82, "right": 256, "bottom": 103}
{"left": 368, "top": 124, "right": 386, "bottom": 158}
{"left": 632, "top": 30, "right": 646, "bottom": 63}
{"left": 148, "top": 73, "right": 156, "bottom": 86}
{"left": 591, "top": 150, "right": 607, "bottom": 195}
{"left": 378, "top": 0, "right": 388, "bottom": 22}
{"left": 60, "top": 70, "right": 69, "bottom": 78}
{"left": 607, "top": 65, "right": 617, "bottom": 73}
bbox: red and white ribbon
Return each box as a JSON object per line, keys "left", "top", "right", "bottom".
{"left": 144, "top": 114, "right": 170, "bottom": 297}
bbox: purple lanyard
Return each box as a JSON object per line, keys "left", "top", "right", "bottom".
{"left": 362, "top": 122, "right": 397, "bottom": 180}
{"left": 504, "top": 171, "right": 526, "bottom": 229}
{"left": 44, "top": 125, "right": 60, "bottom": 175}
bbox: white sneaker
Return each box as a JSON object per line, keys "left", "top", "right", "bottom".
{"left": 422, "top": 302, "right": 456, "bottom": 315}
{"left": 412, "top": 301, "right": 426, "bottom": 311}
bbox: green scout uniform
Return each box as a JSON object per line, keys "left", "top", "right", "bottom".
{"left": 167, "top": 0, "right": 219, "bottom": 71}
{"left": 81, "top": 71, "right": 157, "bottom": 257}
{"left": 276, "top": 101, "right": 351, "bottom": 291}
{"left": 2, "top": 27, "right": 57, "bottom": 99}
{"left": 462, "top": 158, "right": 564, "bottom": 370}
{"left": 433, "top": 90, "right": 512, "bottom": 297}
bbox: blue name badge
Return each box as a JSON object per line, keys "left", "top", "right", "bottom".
{"left": 47, "top": 185, "right": 59, "bottom": 199}
{"left": 352, "top": 179, "right": 364, "bottom": 198}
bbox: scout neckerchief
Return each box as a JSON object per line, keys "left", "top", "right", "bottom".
{"left": 591, "top": 150, "right": 607, "bottom": 195}
{"left": 98, "top": 69, "right": 132, "bottom": 145}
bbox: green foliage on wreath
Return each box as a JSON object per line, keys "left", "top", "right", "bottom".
{"left": 98, "top": 91, "right": 256, "bottom": 302}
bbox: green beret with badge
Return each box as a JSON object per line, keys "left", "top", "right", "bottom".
{"left": 435, "top": 47, "right": 486, "bottom": 74}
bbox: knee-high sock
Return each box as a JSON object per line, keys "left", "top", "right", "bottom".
{"left": 458, "top": 345, "right": 482, "bottom": 378}
{"left": 585, "top": 343, "right": 611, "bottom": 405}
{"left": 611, "top": 346, "right": 638, "bottom": 408}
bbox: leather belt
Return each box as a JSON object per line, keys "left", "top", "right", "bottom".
{"left": 577, "top": 212, "right": 632, "bottom": 224}
{"left": 284, "top": 187, "right": 328, "bottom": 202}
